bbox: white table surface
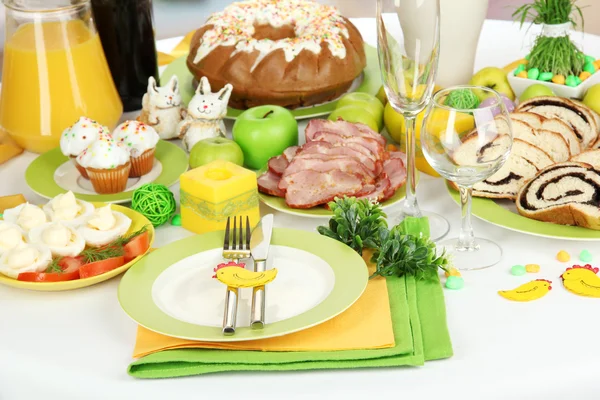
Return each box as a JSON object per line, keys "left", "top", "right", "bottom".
{"left": 2, "top": 18, "right": 600, "bottom": 400}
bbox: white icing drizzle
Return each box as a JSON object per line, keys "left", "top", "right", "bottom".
{"left": 193, "top": 0, "right": 351, "bottom": 70}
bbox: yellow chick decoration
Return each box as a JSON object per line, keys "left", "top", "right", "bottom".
{"left": 498, "top": 279, "right": 552, "bottom": 302}
{"left": 561, "top": 264, "right": 600, "bottom": 298}
{"left": 213, "top": 261, "right": 277, "bottom": 289}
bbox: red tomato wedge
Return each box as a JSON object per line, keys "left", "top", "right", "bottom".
{"left": 17, "top": 256, "right": 83, "bottom": 282}
{"left": 123, "top": 231, "right": 150, "bottom": 262}
{"left": 79, "top": 256, "right": 125, "bottom": 279}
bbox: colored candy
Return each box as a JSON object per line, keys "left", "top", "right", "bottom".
{"left": 445, "top": 276, "right": 464, "bottom": 290}
{"left": 580, "top": 71, "right": 592, "bottom": 81}
{"left": 538, "top": 72, "right": 553, "bottom": 81}
{"left": 525, "top": 264, "right": 540, "bottom": 273}
{"left": 171, "top": 214, "right": 182, "bottom": 226}
{"left": 511, "top": 265, "right": 527, "bottom": 276}
{"left": 514, "top": 64, "right": 526, "bottom": 75}
{"left": 565, "top": 75, "right": 578, "bottom": 87}
{"left": 517, "top": 71, "right": 528, "bottom": 78}
{"left": 579, "top": 249, "right": 592, "bottom": 263}
{"left": 444, "top": 267, "right": 461, "bottom": 278}
{"left": 557, "top": 250, "right": 571, "bottom": 262}
{"left": 527, "top": 68, "right": 540, "bottom": 80}
{"left": 585, "top": 55, "right": 596, "bottom": 64}
{"left": 574, "top": 76, "right": 582, "bottom": 85}
{"left": 552, "top": 74, "right": 566, "bottom": 85}
{"left": 584, "top": 62, "right": 597, "bottom": 74}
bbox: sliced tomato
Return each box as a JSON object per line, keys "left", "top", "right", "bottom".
{"left": 18, "top": 259, "right": 82, "bottom": 282}
{"left": 79, "top": 256, "right": 125, "bottom": 279}
{"left": 58, "top": 256, "right": 84, "bottom": 271}
{"left": 123, "top": 231, "right": 150, "bottom": 262}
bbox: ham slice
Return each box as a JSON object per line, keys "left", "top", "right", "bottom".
{"left": 257, "top": 170, "right": 285, "bottom": 197}
{"left": 297, "top": 141, "right": 382, "bottom": 175}
{"left": 283, "top": 146, "right": 300, "bottom": 161}
{"left": 284, "top": 170, "right": 363, "bottom": 208}
{"left": 382, "top": 158, "right": 407, "bottom": 201}
{"left": 279, "top": 155, "right": 376, "bottom": 190}
{"left": 305, "top": 119, "right": 386, "bottom": 146}
{"left": 312, "top": 132, "right": 385, "bottom": 160}
{"left": 268, "top": 155, "right": 289, "bottom": 176}
{"left": 357, "top": 174, "right": 392, "bottom": 202}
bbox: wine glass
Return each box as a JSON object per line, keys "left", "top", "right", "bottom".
{"left": 421, "top": 86, "right": 513, "bottom": 269}
{"left": 376, "top": 0, "right": 449, "bottom": 241}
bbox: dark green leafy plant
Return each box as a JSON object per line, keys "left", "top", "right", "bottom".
{"left": 513, "top": 0, "right": 584, "bottom": 27}
{"left": 512, "top": 0, "right": 587, "bottom": 76}
{"left": 317, "top": 197, "right": 388, "bottom": 255}
{"left": 370, "top": 224, "right": 450, "bottom": 281}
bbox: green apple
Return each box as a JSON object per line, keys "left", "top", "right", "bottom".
{"left": 519, "top": 83, "right": 554, "bottom": 102}
{"left": 189, "top": 137, "right": 244, "bottom": 169}
{"left": 336, "top": 92, "right": 384, "bottom": 130}
{"left": 232, "top": 105, "right": 298, "bottom": 170}
{"left": 583, "top": 84, "right": 600, "bottom": 115}
{"left": 376, "top": 86, "right": 388, "bottom": 106}
{"left": 328, "top": 105, "right": 379, "bottom": 132}
{"left": 469, "top": 67, "right": 516, "bottom": 101}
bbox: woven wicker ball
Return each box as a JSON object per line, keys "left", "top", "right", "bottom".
{"left": 131, "top": 183, "right": 176, "bottom": 227}
{"left": 444, "top": 89, "right": 480, "bottom": 109}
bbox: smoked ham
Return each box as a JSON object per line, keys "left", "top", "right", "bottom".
{"left": 257, "top": 120, "right": 407, "bottom": 209}
{"left": 284, "top": 170, "right": 363, "bottom": 209}
{"left": 257, "top": 170, "right": 285, "bottom": 197}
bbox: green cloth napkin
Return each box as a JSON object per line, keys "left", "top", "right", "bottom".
{"left": 127, "top": 273, "right": 452, "bottom": 378}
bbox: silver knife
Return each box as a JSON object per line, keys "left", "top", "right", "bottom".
{"left": 249, "top": 214, "right": 274, "bottom": 329}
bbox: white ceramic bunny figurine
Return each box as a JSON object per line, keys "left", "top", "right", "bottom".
{"left": 140, "top": 76, "right": 185, "bottom": 140}
{"left": 178, "top": 77, "right": 233, "bottom": 152}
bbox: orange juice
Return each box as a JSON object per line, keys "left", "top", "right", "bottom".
{"left": 0, "top": 19, "right": 122, "bottom": 153}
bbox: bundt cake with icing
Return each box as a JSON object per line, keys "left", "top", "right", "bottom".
{"left": 186, "top": 0, "right": 367, "bottom": 110}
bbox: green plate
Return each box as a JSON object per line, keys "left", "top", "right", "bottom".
{"left": 160, "top": 44, "right": 381, "bottom": 120}
{"left": 256, "top": 166, "right": 409, "bottom": 218}
{"left": 25, "top": 140, "right": 188, "bottom": 204}
{"left": 446, "top": 182, "right": 600, "bottom": 240}
{"left": 118, "top": 228, "right": 368, "bottom": 342}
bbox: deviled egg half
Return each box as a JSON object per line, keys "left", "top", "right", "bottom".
{"left": 79, "top": 205, "right": 131, "bottom": 247}
{"left": 42, "top": 191, "right": 94, "bottom": 227}
{"left": 0, "top": 243, "right": 52, "bottom": 279}
{"left": 3, "top": 203, "right": 47, "bottom": 232}
{"left": 0, "top": 221, "right": 26, "bottom": 255}
{"left": 28, "top": 222, "right": 85, "bottom": 258}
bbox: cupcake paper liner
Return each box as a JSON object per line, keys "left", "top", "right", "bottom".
{"left": 129, "top": 148, "right": 155, "bottom": 178}
{"left": 71, "top": 156, "right": 89, "bottom": 179}
{"left": 86, "top": 162, "right": 131, "bottom": 194}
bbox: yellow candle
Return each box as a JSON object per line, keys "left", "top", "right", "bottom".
{"left": 180, "top": 160, "right": 261, "bottom": 234}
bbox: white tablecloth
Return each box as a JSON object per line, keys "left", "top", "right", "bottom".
{"left": 2, "top": 18, "right": 600, "bottom": 400}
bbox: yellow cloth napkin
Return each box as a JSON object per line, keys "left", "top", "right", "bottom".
{"left": 157, "top": 30, "right": 196, "bottom": 66}
{"left": 133, "top": 257, "right": 394, "bottom": 358}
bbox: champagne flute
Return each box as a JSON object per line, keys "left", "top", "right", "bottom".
{"left": 376, "top": 0, "right": 449, "bottom": 241}
{"left": 421, "top": 86, "right": 513, "bottom": 269}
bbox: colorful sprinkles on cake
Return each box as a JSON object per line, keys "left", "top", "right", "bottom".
{"left": 193, "top": 0, "right": 351, "bottom": 70}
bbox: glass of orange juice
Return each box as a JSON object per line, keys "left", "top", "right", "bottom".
{"left": 0, "top": 0, "right": 123, "bottom": 153}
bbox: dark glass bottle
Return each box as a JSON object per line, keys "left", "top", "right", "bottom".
{"left": 90, "top": 0, "right": 159, "bottom": 111}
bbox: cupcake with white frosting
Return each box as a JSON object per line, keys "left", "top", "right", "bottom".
{"left": 42, "top": 191, "right": 94, "bottom": 228}
{"left": 79, "top": 205, "right": 132, "bottom": 247}
{"left": 3, "top": 203, "right": 48, "bottom": 232}
{"left": 0, "top": 243, "right": 52, "bottom": 279}
{"left": 112, "top": 121, "right": 159, "bottom": 177}
{"left": 60, "top": 117, "right": 111, "bottom": 179}
{"left": 28, "top": 222, "right": 86, "bottom": 258}
{"left": 0, "top": 222, "right": 26, "bottom": 255}
{"left": 77, "top": 136, "right": 131, "bottom": 194}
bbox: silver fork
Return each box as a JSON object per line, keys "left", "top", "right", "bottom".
{"left": 221, "top": 215, "right": 251, "bottom": 335}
